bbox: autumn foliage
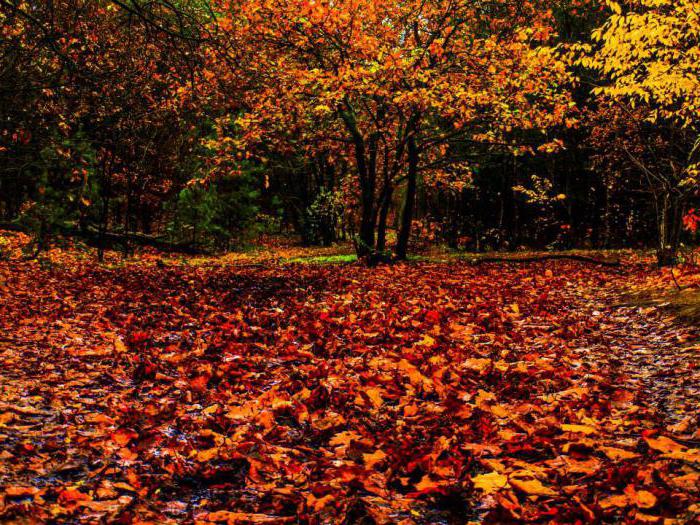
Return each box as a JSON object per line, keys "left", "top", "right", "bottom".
{"left": 1, "top": 0, "right": 698, "bottom": 260}
{"left": 1, "top": 232, "right": 699, "bottom": 523}
{"left": 1, "top": 1, "right": 700, "bottom": 523}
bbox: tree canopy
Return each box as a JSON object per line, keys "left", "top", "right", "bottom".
{"left": 0, "top": 0, "right": 698, "bottom": 261}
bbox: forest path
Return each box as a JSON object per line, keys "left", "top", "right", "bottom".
{"left": 605, "top": 305, "right": 699, "bottom": 426}
{"left": 571, "top": 284, "right": 700, "bottom": 432}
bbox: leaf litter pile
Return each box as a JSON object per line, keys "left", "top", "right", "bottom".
{"left": 1, "top": 247, "right": 699, "bottom": 523}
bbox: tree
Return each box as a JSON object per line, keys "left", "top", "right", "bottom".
{"left": 575, "top": 0, "right": 700, "bottom": 265}
{"left": 206, "top": 0, "right": 576, "bottom": 260}
{"left": 0, "top": 0, "right": 213, "bottom": 258}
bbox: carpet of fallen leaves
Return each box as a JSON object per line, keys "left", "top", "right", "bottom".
{"left": 0, "top": 234, "right": 699, "bottom": 524}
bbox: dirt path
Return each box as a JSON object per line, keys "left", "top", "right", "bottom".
{"left": 567, "top": 282, "right": 700, "bottom": 433}
{"left": 605, "top": 306, "right": 699, "bottom": 425}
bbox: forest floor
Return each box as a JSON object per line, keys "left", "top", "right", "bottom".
{"left": 0, "top": 230, "right": 699, "bottom": 524}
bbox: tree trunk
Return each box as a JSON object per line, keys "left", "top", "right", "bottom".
{"left": 395, "top": 134, "right": 418, "bottom": 260}
{"left": 341, "top": 107, "right": 376, "bottom": 258}
{"left": 655, "top": 192, "right": 685, "bottom": 267}
{"left": 357, "top": 195, "right": 376, "bottom": 257}
{"left": 376, "top": 184, "right": 393, "bottom": 253}
{"left": 98, "top": 195, "right": 108, "bottom": 263}
{"left": 123, "top": 191, "right": 131, "bottom": 259}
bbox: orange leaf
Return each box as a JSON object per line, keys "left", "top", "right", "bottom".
{"left": 197, "top": 448, "right": 219, "bottom": 462}
{"left": 111, "top": 428, "right": 137, "bottom": 447}
{"left": 364, "top": 387, "right": 384, "bottom": 408}
{"left": 561, "top": 423, "right": 596, "bottom": 435}
{"left": 599, "top": 446, "right": 639, "bottom": 461}
{"left": 644, "top": 435, "right": 683, "bottom": 454}
{"left": 363, "top": 449, "right": 387, "bottom": 469}
{"left": 599, "top": 494, "right": 629, "bottom": 509}
{"left": 509, "top": 478, "right": 557, "bottom": 497}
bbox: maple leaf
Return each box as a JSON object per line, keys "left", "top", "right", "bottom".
{"left": 472, "top": 472, "right": 509, "bottom": 494}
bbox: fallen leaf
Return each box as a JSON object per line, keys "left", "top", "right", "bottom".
{"left": 599, "top": 446, "right": 639, "bottom": 461}
{"left": 363, "top": 449, "right": 387, "bottom": 469}
{"left": 509, "top": 478, "right": 556, "bottom": 497}
{"left": 561, "top": 423, "right": 596, "bottom": 435}
{"left": 472, "top": 472, "right": 509, "bottom": 494}
{"left": 600, "top": 494, "right": 629, "bottom": 509}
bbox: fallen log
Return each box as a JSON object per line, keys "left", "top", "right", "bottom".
{"left": 88, "top": 228, "right": 206, "bottom": 254}
{"left": 0, "top": 222, "right": 206, "bottom": 255}
{"left": 469, "top": 253, "right": 621, "bottom": 267}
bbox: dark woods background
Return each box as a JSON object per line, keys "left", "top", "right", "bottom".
{"left": 1, "top": 1, "right": 698, "bottom": 261}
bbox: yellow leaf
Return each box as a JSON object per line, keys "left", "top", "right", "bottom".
{"left": 196, "top": 448, "right": 218, "bottom": 462}
{"left": 113, "top": 336, "right": 127, "bottom": 353}
{"left": 398, "top": 359, "right": 429, "bottom": 387}
{"left": 112, "top": 482, "right": 136, "bottom": 493}
{"left": 670, "top": 472, "right": 699, "bottom": 491}
{"left": 118, "top": 447, "right": 137, "bottom": 461}
{"left": 329, "top": 431, "right": 360, "bottom": 447}
{"left": 472, "top": 472, "right": 509, "bottom": 494}
{"left": 225, "top": 404, "right": 256, "bottom": 420}
{"left": 403, "top": 404, "right": 419, "bottom": 416}
{"left": 490, "top": 404, "right": 509, "bottom": 418}
{"left": 111, "top": 428, "right": 137, "bottom": 447}
{"left": 257, "top": 410, "right": 275, "bottom": 430}
{"left": 306, "top": 493, "right": 334, "bottom": 512}
{"left": 561, "top": 424, "right": 596, "bottom": 435}
{"left": 205, "top": 511, "right": 286, "bottom": 523}
{"left": 634, "top": 512, "right": 661, "bottom": 523}
{"left": 203, "top": 404, "right": 219, "bottom": 415}
{"left": 607, "top": 1, "right": 622, "bottom": 15}
{"left": 563, "top": 457, "right": 602, "bottom": 475}
{"left": 416, "top": 334, "right": 435, "bottom": 347}
{"left": 661, "top": 449, "right": 700, "bottom": 464}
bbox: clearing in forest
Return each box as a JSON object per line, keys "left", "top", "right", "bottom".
{"left": 0, "top": 243, "right": 699, "bottom": 523}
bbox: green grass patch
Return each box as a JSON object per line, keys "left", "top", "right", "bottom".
{"left": 286, "top": 254, "right": 357, "bottom": 265}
